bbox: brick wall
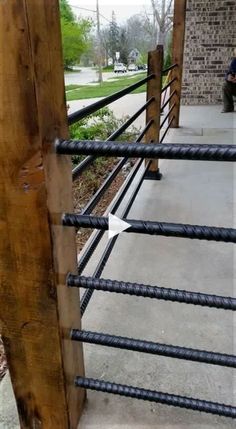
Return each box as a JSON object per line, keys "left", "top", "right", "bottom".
{"left": 182, "top": 0, "right": 236, "bottom": 105}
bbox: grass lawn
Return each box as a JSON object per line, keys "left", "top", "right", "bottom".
{"left": 93, "top": 66, "right": 114, "bottom": 73}
{"left": 66, "top": 84, "right": 83, "bottom": 91}
{"left": 66, "top": 73, "right": 147, "bottom": 101}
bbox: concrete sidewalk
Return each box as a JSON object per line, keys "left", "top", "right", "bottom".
{"left": 68, "top": 93, "right": 147, "bottom": 129}
{"left": 0, "top": 106, "right": 235, "bottom": 428}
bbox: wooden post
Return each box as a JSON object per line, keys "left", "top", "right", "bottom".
{"left": 169, "top": 0, "right": 187, "bottom": 128}
{"left": 145, "top": 45, "right": 163, "bottom": 180}
{"left": 0, "top": 1, "right": 85, "bottom": 428}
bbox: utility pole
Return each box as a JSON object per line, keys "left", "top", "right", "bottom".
{"left": 96, "top": 0, "right": 103, "bottom": 83}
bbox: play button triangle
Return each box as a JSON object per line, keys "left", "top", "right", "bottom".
{"left": 108, "top": 213, "right": 131, "bottom": 239}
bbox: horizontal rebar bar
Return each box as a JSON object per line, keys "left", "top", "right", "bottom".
{"left": 160, "top": 116, "right": 175, "bottom": 143}
{"left": 68, "top": 74, "right": 154, "bottom": 125}
{"left": 108, "top": 98, "right": 154, "bottom": 142}
{"left": 77, "top": 122, "right": 152, "bottom": 275}
{"left": 75, "top": 377, "right": 236, "bottom": 418}
{"left": 72, "top": 155, "right": 95, "bottom": 181}
{"left": 80, "top": 160, "right": 151, "bottom": 315}
{"left": 161, "top": 90, "right": 176, "bottom": 112}
{"left": 80, "top": 157, "right": 128, "bottom": 215}
{"left": 71, "top": 329, "right": 236, "bottom": 368}
{"left": 162, "top": 63, "right": 178, "bottom": 74}
{"left": 161, "top": 77, "right": 177, "bottom": 93}
{"left": 77, "top": 160, "right": 143, "bottom": 277}
{"left": 72, "top": 103, "right": 154, "bottom": 182}
{"left": 160, "top": 103, "right": 176, "bottom": 129}
{"left": 56, "top": 140, "right": 236, "bottom": 162}
{"left": 68, "top": 275, "right": 236, "bottom": 311}
{"left": 63, "top": 215, "right": 236, "bottom": 243}
{"left": 136, "top": 119, "right": 153, "bottom": 142}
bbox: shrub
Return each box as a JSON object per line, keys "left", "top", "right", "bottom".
{"left": 69, "top": 107, "right": 140, "bottom": 166}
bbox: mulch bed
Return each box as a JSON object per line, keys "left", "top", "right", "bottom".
{"left": 0, "top": 157, "right": 130, "bottom": 382}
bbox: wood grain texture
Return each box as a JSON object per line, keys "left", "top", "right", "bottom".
{"left": 170, "top": 0, "right": 187, "bottom": 128}
{"left": 0, "top": 1, "right": 85, "bottom": 428}
{"left": 145, "top": 45, "right": 163, "bottom": 172}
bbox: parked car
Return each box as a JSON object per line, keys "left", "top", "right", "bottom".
{"left": 137, "top": 64, "right": 147, "bottom": 70}
{"left": 114, "top": 63, "right": 127, "bottom": 73}
{"left": 128, "top": 63, "right": 138, "bottom": 72}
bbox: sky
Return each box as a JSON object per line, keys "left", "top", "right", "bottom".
{"left": 68, "top": 0, "right": 152, "bottom": 25}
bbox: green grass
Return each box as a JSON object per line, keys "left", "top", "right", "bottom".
{"left": 102, "top": 66, "right": 114, "bottom": 72}
{"left": 93, "top": 66, "right": 114, "bottom": 73}
{"left": 66, "top": 73, "right": 147, "bottom": 101}
{"left": 65, "top": 84, "right": 81, "bottom": 91}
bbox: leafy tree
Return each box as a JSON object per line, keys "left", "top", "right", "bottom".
{"left": 163, "top": 32, "right": 172, "bottom": 70}
{"left": 59, "top": 0, "right": 92, "bottom": 68}
{"left": 126, "top": 15, "right": 153, "bottom": 60}
{"left": 108, "top": 11, "right": 120, "bottom": 63}
{"left": 119, "top": 28, "right": 129, "bottom": 64}
{"left": 101, "top": 27, "right": 111, "bottom": 66}
{"left": 60, "top": 0, "right": 75, "bottom": 23}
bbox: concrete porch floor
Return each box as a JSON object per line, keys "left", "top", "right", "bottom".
{"left": 78, "top": 106, "right": 236, "bottom": 428}
{"left": 0, "top": 106, "right": 235, "bottom": 428}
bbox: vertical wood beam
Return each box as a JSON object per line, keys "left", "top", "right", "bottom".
{"left": 145, "top": 45, "right": 163, "bottom": 179}
{"left": 169, "top": 0, "right": 187, "bottom": 128}
{"left": 0, "top": 1, "right": 85, "bottom": 428}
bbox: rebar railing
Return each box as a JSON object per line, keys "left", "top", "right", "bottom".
{"left": 72, "top": 97, "right": 154, "bottom": 181}
{"left": 55, "top": 46, "right": 236, "bottom": 422}
{"left": 3, "top": 2, "right": 208, "bottom": 425}
{"left": 68, "top": 74, "right": 154, "bottom": 125}
{"left": 75, "top": 377, "right": 236, "bottom": 419}
{"left": 57, "top": 140, "right": 236, "bottom": 162}
{"left": 56, "top": 133, "right": 236, "bottom": 420}
{"left": 79, "top": 160, "right": 151, "bottom": 315}
{"left": 69, "top": 51, "right": 180, "bottom": 181}
{"left": 159, "top": 63, "right": 180, "bottom": 143}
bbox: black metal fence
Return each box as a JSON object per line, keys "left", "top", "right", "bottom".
{"left": 56, "top": 48, "right": 236, "bottom": 420}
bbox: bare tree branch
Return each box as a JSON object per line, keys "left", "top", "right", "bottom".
{"left": 166, "top": 0, "right": 173, "bottom": 17}
{"left": 151, "top": 0, "right": 161, "bottom": 26}
{"left": 149, "top": 0, "right": 173, "bottom": 45}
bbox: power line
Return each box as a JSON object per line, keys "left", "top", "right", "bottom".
{"left": 69, "top": 4, "right": 111, "bottom": 23}
{"left": 71, "top": 5, "right": 96, "bottom": 13}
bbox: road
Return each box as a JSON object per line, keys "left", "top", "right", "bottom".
{"left": 64, "top": 66, "right": 145, "bottom": 86}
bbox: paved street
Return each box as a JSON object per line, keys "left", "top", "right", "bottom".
{"left": 64, "top": 66, "right": 144, "bottom": 86}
